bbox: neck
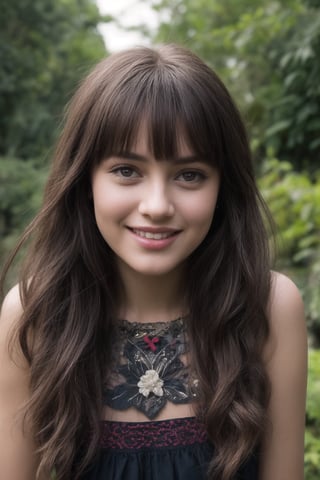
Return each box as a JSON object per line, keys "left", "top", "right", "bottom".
{"left": 116, "top": 263, "right": 187, "bottom": 323}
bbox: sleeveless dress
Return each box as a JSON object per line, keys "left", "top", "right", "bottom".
{"left": 80, "top": 318, "right": 259, "bottom": 480}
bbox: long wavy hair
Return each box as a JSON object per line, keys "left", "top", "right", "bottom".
{"left": 1, "top": 44, "right": 272, "bottom": 480}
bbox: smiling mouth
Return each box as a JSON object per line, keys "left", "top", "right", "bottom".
{"left": 130, "top": 228, "right": 178, "bottom": 240}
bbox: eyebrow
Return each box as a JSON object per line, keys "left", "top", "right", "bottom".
{"left": 114, "top": 151, "right": 206, "bottom": 165}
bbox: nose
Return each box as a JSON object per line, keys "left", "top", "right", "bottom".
{"left": 138, "top": 182, "right": 175, "bottom": 219}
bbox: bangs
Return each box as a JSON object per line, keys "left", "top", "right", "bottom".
{"left": 92, "top": 53, "right": 224, "bottom": 166}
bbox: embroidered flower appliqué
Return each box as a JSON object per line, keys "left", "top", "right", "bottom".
{"left": 138, "top": 369, "right": 164, "bottom": 397}
{"left": 103, "top": 317, "right": 196, "bottom": 419}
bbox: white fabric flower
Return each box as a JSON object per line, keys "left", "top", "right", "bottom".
{"left": 137, "top": 369, "right": 164, "bottom": 397}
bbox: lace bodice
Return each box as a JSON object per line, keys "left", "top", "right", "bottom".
{"left": 103, "top": 317, "right": 199, "bottom": 419}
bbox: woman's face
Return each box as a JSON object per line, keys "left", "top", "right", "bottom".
{"left": 91, "top": 124, "right": 220, "bottom": 279}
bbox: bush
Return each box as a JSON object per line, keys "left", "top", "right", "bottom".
{"left": 305, "top": 349, "right": 320, "bottom": 479}
{"left": 259, "top": 155, "right": 320, "bottom": 345}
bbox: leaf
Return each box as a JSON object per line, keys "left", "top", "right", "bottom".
{"left": 306, "top": 350, "right": 320, "bottom": 423}
{"left": 265, "top": 120, "right": 291, "bottom": 137}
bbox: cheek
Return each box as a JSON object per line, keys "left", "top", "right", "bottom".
{"left": 92, "top": 183, "right": 132, "bottom": 222}
{"left": 179, "top": 191, "right": 218, "bottom": 228}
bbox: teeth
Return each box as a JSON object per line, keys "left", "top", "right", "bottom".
{"left": 132, "top": 229, "right": 174, "bottom": 240}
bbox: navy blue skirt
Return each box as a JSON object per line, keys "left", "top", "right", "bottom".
{"left": 81, "top": 417, "right": 258, "bottom": 480}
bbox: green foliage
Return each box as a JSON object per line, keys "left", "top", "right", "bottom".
{"left": 305, "top": 349, "right": 320, "bottom": 479}
{"left": 147, "top": 0, "right": 320, "bottom": 170}
{"left": 0, "top": 156, "right": 46, "bottom": 260}
{"left": 259, "top": 156, "right": 320, "bottom": 261}
{"left": 305, "top": 431, "right": 320, "bottom": 480}
{"left": 0, "top": 0, "right": 109, "bottom": 269}
{"left": 0, "top": 0, "right": 108, "bottom": 161}
{"left": 265, "top": 4, "right": 320, "bottom": 170}
{"left": 307, "top": 350, "right": 320, "bottom": 421}
{"left": 259, "top": 156, "right": 320, "bottom": 343}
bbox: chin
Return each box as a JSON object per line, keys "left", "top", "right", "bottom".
{"left": 127, "top": 261, "right": 182, "bottom": 277}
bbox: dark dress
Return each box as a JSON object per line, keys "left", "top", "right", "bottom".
{"left": 81, "top": 417, "right": 259, "bottom": 480}
{"left": 80, "top": 318, "right": 259, "bottom": 479}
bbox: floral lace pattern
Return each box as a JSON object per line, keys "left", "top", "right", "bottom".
{"left": 99, "top": 417, "right": 208, "bottom": 450}
{"left": 103, "top": 317, "right": 198, "bottom": 419}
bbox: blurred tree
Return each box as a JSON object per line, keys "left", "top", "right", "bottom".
{"left": 305, "top": 349, "right": 320, "bottom": 479}
{"left": 259, "top": 155, "right": 320, "bottom": 344}
{"left": 0, "top": 0, "right": 108, "bottom": 161}
{"left": 0, "top": 0, "right": 109, "bottom": 268}
{"left": 0, "top": 157, "right": 45, "bottom": 256}
{"left": 146, "top": 0, "right": 320, "bottom": 171}
{"left": 265, "top": 1, "right": 320, "bottom": 171}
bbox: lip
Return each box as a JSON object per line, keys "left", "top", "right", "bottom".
{"left": 128, "top": 226, "right": 180, "bottom": 233}
{"left": 127, "top": 226, "right": 181, "bottom": 250}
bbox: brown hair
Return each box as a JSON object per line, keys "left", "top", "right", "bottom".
{"left": 1, "top": 44, "right": 272, "bottom": 479}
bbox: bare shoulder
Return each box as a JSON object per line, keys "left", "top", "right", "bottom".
{"left": 265, "top": 270, "right": 307, "bottom": 380}
{"left": 1, "top": 283, "right": 24, "bottom": 314}
{"left": 0, "top": 283, "right": 24, "bottom": 353}
{"left": 269, "top": 270, "right": 305, "bottom": 322}
{"left": 265, "top": 271, "right": 306, "bottom": 355}
{"left": 0, "top": 284, "right": 27, "bottom": 364}
{"left": 1, "top": 283, "right": 24, "bottom": 325}
{"left": 0, "top": 282, "right": 29, "bottom": 397}
{"left": 260, "top": 271, "right": 307, "bottom": 480}
{"left": 0, "top": 286, "right": 40, "bottom": 479}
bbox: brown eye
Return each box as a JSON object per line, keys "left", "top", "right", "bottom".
{"left": 111, "top": 166, "right": 139, "bottom": 178}
{"left": 119, "top": 167, "right": 134, "bottom": 177}
{"left": 177, "top": 171, "right": 206, "bottom": 183}
{"left": 182, "top": 172, "right": 198, "bottom": 181}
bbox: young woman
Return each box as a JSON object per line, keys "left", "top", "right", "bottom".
{"left": 0, "top": 44, "right": 307, "bottom": 480}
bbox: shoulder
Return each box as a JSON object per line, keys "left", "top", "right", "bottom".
{"left": 0, "top": 286, "right": 40, "bottom": 479}
{"left": 264, "top": 270, "right": 308, "bottom": 391}
{"left": 259, "top": 271, "right": 307, "bottom": 480}
{"left": 269, "top": 270, "right": 304, "bottom": 317}
{"left": 0, "top": 284, "right": 24, "bottom": 352}
{"left": 0, "top": 283, "right": 27, "bottom": 374}
{"left": 1, "top": 283, "right": 24, "bottom": 326}
{"left": 266, "top": 271, "right": 306, "bottom": 354}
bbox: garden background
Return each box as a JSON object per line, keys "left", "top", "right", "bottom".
{"left": 0, "top": 0, "right": 319, "bottom": 477}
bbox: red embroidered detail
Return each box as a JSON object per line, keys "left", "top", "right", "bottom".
{"left": 99, "top": 417, "right": 208, "bottom": 450}
{"left": 143, "top": 335, "right": 159, "bottom": 351}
